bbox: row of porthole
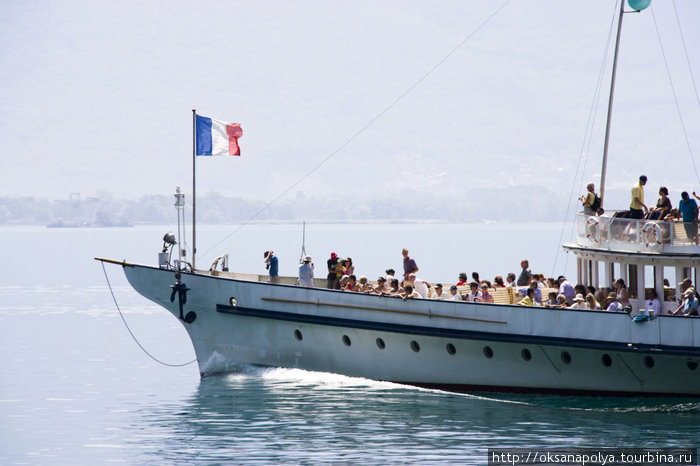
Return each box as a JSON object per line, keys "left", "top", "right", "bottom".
{"left": 291, "top": 329, "right": 699, "bottom": 371}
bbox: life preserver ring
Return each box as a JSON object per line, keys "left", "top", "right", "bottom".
{"left": 641, "top": 222, "right": 662, "bottom": 247}
{"left": 586, "top": 216, "right": 601, "bottom": 242}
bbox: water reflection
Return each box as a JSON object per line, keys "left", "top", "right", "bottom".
{"left": 136, "top": 368, "right": 700, "bottom": 464}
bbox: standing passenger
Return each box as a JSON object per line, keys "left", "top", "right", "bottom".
{"left": 298, "top": 256, "right": 314, "bottom": 287}
{"left": 629, "top": 175, "right": 648, "bottom": 219}
{"left": 402, "top": 248, "right": 419, "bottom": 279}
{"left": 326, "top": 252, "right": 338, "bottom": 289}
{"left": 678, "top": 191, "right": 699, "bottom": 245}
{"left": 264, "top": 250, "right": 279, "bottom": 284}
{"left": 517, "top": 260, "right": 532, "bottom": 286}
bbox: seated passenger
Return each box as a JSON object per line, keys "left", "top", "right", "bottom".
{"left": 478, "top": 283, "right": 494, "bottom": 303}
{"left": 585, "top": 293, "right": 601, "bottom": 310}
{"left": 605, "top": 292, "right": 623, "bottom": 312}
{"left": 466, "top": 282, "right": 483, "bottom": 302}
{"left": 345, "top": 275, "right": 359, "bottom": 292}
{"left": 358, "top": 276, "right": 372, "bottom": 293}
{"left": 644, "top": 289, "right": 661, "bottom": 317}
{"left": 456, "top": 273, "right": 468, "bottom": 286}
{"left": 449, "top": 285, "right": 462, "bottom": 301}
{"left": 384, "top": 269, "right": 398, "bottom": 284}
{"left": 518, "top": 288, "right": 536, "bottom": 306}
{"left": 402, "top": 284, "right": 421, "bottom": 300}
{"left": 544, "top": 291, "right": 559, "bottom": 307}
{"left": 431, "top": 283, "right": 448, "bottom": 300}
{"left": 569, "top": 294, "right": 587, "bottom": 309}
{"left": 385, "top": 278, "right": 401, "bottom": 296}
{"left": 338, "top": 275, "right": 350, "bottom": 290}
{"left": 506, "top": 273, "right": 517, "bottom": 287}
{"left": 519, "top": 281, "right": 542, "bottom": 305}
{"left": 472, "top": 272, "right": 480, "bottom": 284}
{"left": 648, "top": 186, "right": 672, "bottom": 220}
{"left": 671, "top": 289, "right": 699, "bottom": 316}
{"left": 372, "top": 277, "right": 388, "bottom": 294}
{"left": 493, "top": 275, "right": 505, "bottom": 287}
{"left": 557, "top": 276, "right": 576, "bottom": 304}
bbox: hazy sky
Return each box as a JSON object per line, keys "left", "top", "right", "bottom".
{"left": 2, "top": 0, "right": 699, "bottom": 211}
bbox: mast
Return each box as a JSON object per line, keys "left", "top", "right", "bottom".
{"left": 192, "top": 109, "right": 197, "bottom": 270}
{"left": 599, "top": 0, "right": 649, "bottom": 208}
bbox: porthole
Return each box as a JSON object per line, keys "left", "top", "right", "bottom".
{"left": 376, "top": 338, "right": 385, "bottom": 350}
{"left": 342, "top": 335, "right": 351, "bottom": 346}
{"left": 293, "top": 329, "right": 303, "bottom": 341}
{"left": 229, "top": 297, "right": 238, "bottom": 307}
{"left": 446, "top": 343, "right": 456, "bottom": 355}
{"left": 483, "top": 346, "right": 494, "bottom": 359}
{"left": 687, "top": 361, "right": 698, "bottom": 371}
{"left": 644, "top": 356, "right": 654, "bottom": 369}
{"left": 602, "top": 354, "right": 612, "bottom": 367}
{"left": 521, "top": 348, "right": 532, "bottom": 361}
{"left": 410, "top": 340, "right": 420, "bottom": 353}
{"left": 561, "top": 351, "right": 572, "bottom": 365}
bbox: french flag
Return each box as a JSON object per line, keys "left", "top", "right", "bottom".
{"left": 195, "top": 114, "right": 242, "bottom": 156}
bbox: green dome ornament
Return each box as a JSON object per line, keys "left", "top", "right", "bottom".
{"left": 628, "top": 0, "right": 651, "bottom": 11}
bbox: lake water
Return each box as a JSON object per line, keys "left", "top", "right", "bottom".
{"left": 2, "top": 223, "right": 699, "bottom": 464}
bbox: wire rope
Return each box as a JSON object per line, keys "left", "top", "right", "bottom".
{"left": 672, "top": 0, "right": 700, "bottom": 107}
{"left": 200, "top": 0, "right": 512, "bottom": 259}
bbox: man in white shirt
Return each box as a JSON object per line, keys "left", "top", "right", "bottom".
{"left": 407, "top": 274, "right": 431, "bottom": 298}
{"left": 644, "top": 289, "right": 661, "bottom": 317}
{"left": 449, "top": 285, "right": 462, "bottom": 301}
{"left": 431, "top": 283, "right": 448, "bottom": 300}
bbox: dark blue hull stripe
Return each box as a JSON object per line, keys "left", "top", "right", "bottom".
{"left": 216, "top": 304, "right": 700, "bottom": 357}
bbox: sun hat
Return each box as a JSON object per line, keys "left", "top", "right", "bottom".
{"left": 574, "top": 294, "right": 585, "bottom": 302}
{"left": 304, "top": 255, "right": 312, "bottom": 262}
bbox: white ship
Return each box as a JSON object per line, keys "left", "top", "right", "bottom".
{"left": 97, "top": 0, "right": 700, "bottom": 396}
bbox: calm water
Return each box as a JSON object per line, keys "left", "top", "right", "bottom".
{"left": 2, "top": 224, "right": 699, "bottom": 464}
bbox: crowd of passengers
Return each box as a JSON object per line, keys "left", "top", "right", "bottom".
{"left": 293, "top": 250, "right": 700, "bottom": 317}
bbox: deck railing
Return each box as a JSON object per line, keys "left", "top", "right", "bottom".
{"left": 575, "top": 212, "right": 699, "bottom": 251}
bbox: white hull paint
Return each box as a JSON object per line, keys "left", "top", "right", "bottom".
{"left": 121, "top": 263, "right": 700, "bottom": 396}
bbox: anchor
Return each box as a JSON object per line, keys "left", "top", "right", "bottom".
{"left": 170, "top": 277, "right": 196, "bottom": 323}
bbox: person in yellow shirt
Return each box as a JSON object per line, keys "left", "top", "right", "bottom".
{"left": 518, "top": 288, "right": 536, "bottom": 306}
{"left": 630, "top": 175, "right": 648, "bottom": 219}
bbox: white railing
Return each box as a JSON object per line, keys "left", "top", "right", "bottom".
{"left": 575, "top": 212, "right": 698, "bottom": 252}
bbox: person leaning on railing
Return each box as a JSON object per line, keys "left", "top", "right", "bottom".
{"left": 679, "top": 191, "right": 699, "bottom": 245}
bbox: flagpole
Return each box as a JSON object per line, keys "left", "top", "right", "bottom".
{"left": 192, "top": 108, "right": 197, "bottom": 270}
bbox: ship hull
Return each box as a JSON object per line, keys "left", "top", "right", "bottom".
{"left": 122, "top": 263, "right": 700, "bottom": 397}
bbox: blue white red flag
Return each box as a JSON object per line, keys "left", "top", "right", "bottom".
{"left": 195, "top": 115, "right": 242, "bottom": 156}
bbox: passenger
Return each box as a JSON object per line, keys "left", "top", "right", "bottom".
{"left": 606, "top": 292, "right": 623, "bottom": 312}
{"left": 345, "top": 275, "right": 359, "bottom": 292}
{"left": 546, "top": 277, "right": 558, "bottom": 288}
{"left": 614, "top": 279, "right": 632, "bottom": 312}
{"left": 431, "top": 283, "right": 448, "bottom": 300}
{"left": 472, "top": 272, "right": 480, "bottom": 284}
{"left": 506, "top": 273, "right": 517, "bottom": 287}
{"left": 407, "top": 273, "right": 431, "bottom": 298}
{"left": 263, "top": 250, "right": 279, "bottom": 284}
{"left": 518, "top": 288, "right": 536, "bottom": 306}
{"left": 579, "top": 182, "right": 600, "bottom": 216}
{"left": 493, "top": 275, "right": 506, "bottom": 287}
{"left": 384, "top": 268, "right": 398, "bottom": 284}
{"left": 401, "top": 248, "right": 419, "bottom": 279}
{"left": 574, "top": 284, "right": 587, "bottom": 299}
{"left": 298, "top": 255, "right": 314, "bottom": 287}
{"left": 449, "top": 285, "right": 462, "bottom": 301}
{"left": 671, "top": 289, "right": 699, "bottom": 316}
{"left": 678, "top": 191, "right": 699, "bottom": 245}
{"left": 456, "top": 272, "right": 468, "bottom": 286}
{"left": 569, "top": 294, "right": 587, "bottom": 310}
{"left": 326, "top": 252, "right": 338, "bottom": 289}
{"left": 466, "top": 282, "right": 483, "bottom": 302}
{"left": 358, "top": 276, "right": 371, "bottom": 293}
{"left": 386, "top": 278, "right": 401, "bottom": 296}
{"left": 372, "top": 277, "right": 388, "bottom": 294}
{"left": 345, "top": 257, "right": 355, "bottom": 276}
{"left": 338, "top": 275, "right": 350, "bottom": 290}
{"left": 629, "top": 175, "right": 648, "bottom": 219}
{"left": 479, "top": 283, "right": 494, "bottom": 303}
{"left": 544, "top": 291, "right": 559, "bottom": 307}
{"left": 334, "top": 258, "right": 346, "bottom": 289}
{"left": 648, "top": 186, "right": 672, "bottom": 220}
{"left": 517, "top": 260, "right": 532, "bottom": 286}
{"left": 645, "top": 289, "right": 661, "bottom": 317}
{"left": 520, "top": 281, "right": 542, "bottom": 305}
{"left": 557, "top": 276, "right": 576, "bottom": 304}
{"left": 537, "top": 274, "right": 547, "bottom": 288}
{"left": 585, "top": 293, "right": 601, "bottom": 310}
{"left": 402, "top": 284, "right": 421, "bottom": 300}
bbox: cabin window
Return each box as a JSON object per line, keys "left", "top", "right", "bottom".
{"left": 521, "top": 348, "right": 532, "bottom": 361}
{"left": 342, "top": 335, "right": 351, "bottom": 346}
{"left": 446, "top": 343, "right": 456, "bottom": 355}
{"left": 410, "top": 341, "right": 420, "bottom": 353}
{"left": 483, "top": 346, "right": 494, "bottom": 359}
{"left": 644, "top": 356, "right": 654, "bottom": 369}
{"left": 627, "top": 264, "right": 638, "bottom": 299}
{"left": 602, "top": 354, "right": 613, "bottom": 367}
{"left": 376, "top": 338, "right": 385, "bottom": 350}
{"left": 663, "top": 266, "right": 676, "bottom": 302}
{"left": 229, "top": 297, "right": 238, "bottom": 307}
{"left": 687, "top": 361, "right": 698, "bottom": 371}
{"left": 294, "top": 329, "right": 303, "bottom": 341}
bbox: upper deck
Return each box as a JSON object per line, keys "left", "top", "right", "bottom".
{"left": 564, "top": 212, "right": 700, "bottom": 258}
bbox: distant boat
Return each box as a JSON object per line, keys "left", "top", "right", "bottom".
{"left": 98, "top": 1, "right": 700, "bottom": 396}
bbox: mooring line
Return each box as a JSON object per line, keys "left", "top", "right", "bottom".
{"left": 100, "top": 262, "right": 196, "bottom": 367}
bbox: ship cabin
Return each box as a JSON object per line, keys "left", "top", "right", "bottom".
{"left": 563, "top": 212, "right": 700, "bottom": 315}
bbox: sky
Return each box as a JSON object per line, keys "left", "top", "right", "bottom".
{"left": 2, "top": 0, "right": 699, "bottom": 213}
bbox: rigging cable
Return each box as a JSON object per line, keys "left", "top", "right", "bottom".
{"left": 672, "top": 0, "right": 700, "bottom": 107}
{"left": 651, "top": 5, "right": 700, "bottom": 185}
{"left": 200, "top": 0, "right": 512, "bottom": 259}
{"left": 551, "top": 0, "right": 619, "bottom": 277}
{"left": 101, "top": 261, "right": 196, "bottom": 367}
